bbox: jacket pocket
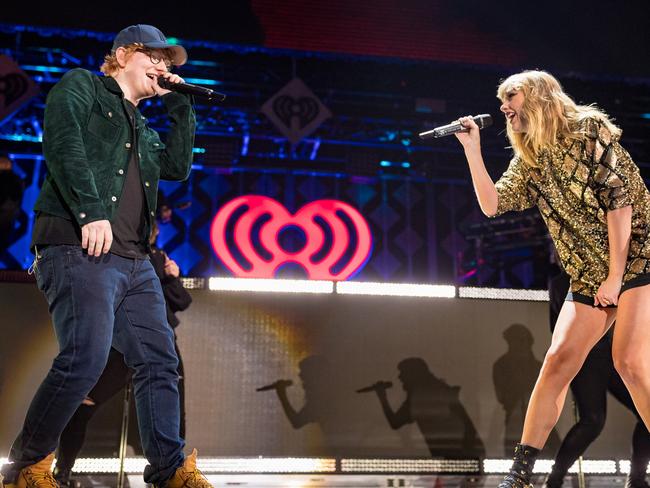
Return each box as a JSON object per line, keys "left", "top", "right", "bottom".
{"left": 87, "top": 106, "right": 120, "bottom": 144}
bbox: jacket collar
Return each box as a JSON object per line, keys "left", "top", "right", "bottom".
{"left": 100, "top": 75, "right": 124, "bottom": 96}
{"left": 100, "top": 76, "right": 147, "bottom": 129}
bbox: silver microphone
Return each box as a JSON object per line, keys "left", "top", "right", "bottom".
{"left": 419, "top": 114, "right": 493, "bottom": 139}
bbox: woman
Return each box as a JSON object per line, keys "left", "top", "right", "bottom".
{"left": 454, "top": 70, "right": 650, "bottom": 488}
{"left": 544, "top": 272, "right": 650, "bottom": 488}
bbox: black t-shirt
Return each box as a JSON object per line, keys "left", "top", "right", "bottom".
{"left": 32, "top": 100, "right": 148, "bottom": 259}
{"left": 110, "top": 101, "right": 147, "bottom": 258}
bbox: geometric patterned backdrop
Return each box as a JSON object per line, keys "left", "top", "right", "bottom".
{"left": 155, "top": 168, "right": 549, "bottom": 286}
{"left": 0, "top": 154, "right": 44, "bottom": 271}
{"left": 1, "top": 152, "right": 550, "bottom": 288}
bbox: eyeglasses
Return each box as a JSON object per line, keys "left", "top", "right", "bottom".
{"left": 136, "top": 49, "right": 173, "bottom": 70}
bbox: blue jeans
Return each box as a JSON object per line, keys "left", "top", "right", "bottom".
{"left": 1, "top": 245, "right": 184, "bottom": 486}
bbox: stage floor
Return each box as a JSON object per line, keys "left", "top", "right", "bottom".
{"left": 73, "top": 473, "right": 628, "bottom": 487}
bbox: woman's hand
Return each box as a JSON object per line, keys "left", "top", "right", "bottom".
{"left": 598, "top": 206, "right": 632, "bottom": 307}
{"left": 454, "top": 115, "right": 482, "bottom": 154}
{"left": 594, "top": 275, "right": 623, "bottom": 307}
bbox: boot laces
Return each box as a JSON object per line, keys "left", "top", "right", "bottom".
{"left": 183, "top": 467, "right": 212, "bottom": 488}
{"left": 499, "top": 473, "right": 532, "bottom": 488}
{"left": 22, "top": 470, "right": 59, "bottom": 488}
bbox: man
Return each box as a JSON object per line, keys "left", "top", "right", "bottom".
{"left": 0, "top": 24, "right": 211, "bottom": 488}
{"left": 53, "top": 222, "right": 193, "bottom": 487}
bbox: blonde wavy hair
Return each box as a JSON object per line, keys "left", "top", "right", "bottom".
{"left": 100, "top": 43, "right": 174, "bottom": 77}
{"left": 497, "top": 70, "right": 621, "bottom": 166}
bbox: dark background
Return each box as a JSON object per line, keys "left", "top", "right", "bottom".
{"left": 3, "top": 0, "right": 649, "bottom": 77}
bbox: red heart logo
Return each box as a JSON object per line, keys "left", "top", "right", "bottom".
{"left": 210, "top": 195, "right": 372, "bottom": 280}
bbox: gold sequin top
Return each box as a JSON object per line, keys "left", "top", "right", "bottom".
{"left": 494, "top": 118, "right": 650, "bottom": 296}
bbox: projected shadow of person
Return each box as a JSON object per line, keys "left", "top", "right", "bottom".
{"left": 257, "top": 355, "right": 360, "bottom": 455}
{"left": 358, "top": 357, "right": 485, "bottom": 458}
{"left": 492, "top": 323, "right": 561, "bottom": 456}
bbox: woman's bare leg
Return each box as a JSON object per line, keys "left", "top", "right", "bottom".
{"left": 520, "top": 301, "right": 616, "bottom": 448}
{"left": 612, "top": 285, "right": 650, "bottom": 429}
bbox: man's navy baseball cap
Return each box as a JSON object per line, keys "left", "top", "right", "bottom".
{"left": 112, "top": 24, "right": 188, "bottom": 66}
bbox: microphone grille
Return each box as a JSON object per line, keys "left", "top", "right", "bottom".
{"left": 475, "top": 114, "right": 493, "bottom": 129}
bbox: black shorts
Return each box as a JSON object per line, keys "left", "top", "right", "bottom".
{"left": 565, "top": 273, "right": 650, "bottom": 308}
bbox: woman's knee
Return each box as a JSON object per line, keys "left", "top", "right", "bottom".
{"left": 541, "top": 346, "right": 583, "bottom": 381}
{"left": 613, "top": 352, "right": 650, "bottom": 387}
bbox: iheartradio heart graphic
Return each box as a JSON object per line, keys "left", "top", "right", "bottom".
{"left": 210, "top": 195, "right": 372, "bottom": 280}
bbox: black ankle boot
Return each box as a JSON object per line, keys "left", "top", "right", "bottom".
{"left": 53, "top": 466, "right": 72, "bottom": 487}
{"left": 542, "top": 471, "right": 564, "bottom": 488}
{"left": 541, "top": 473, "right": 563, "bottom": 488}
{"left": 498, "top": 443, "right": 540, "bottom": 488}
{"left": 625, "top": 474, "right": 650, "bottom": 488}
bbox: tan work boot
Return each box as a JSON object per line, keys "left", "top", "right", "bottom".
{"left": 4, "top": 454, "right": 58, "bottom": 488}
{"left": 165, "top": 449, "right": 212, "bottom": 488}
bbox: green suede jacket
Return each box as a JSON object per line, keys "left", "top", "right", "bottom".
{"left": 35, "top": 68, "right": 196, "bottom": 242}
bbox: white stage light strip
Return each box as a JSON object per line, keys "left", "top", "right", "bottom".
{"left": 195, "top": 458, "right": 336, "bottom": 473}
{"left": 337, "top": 281, "right": 456, "bottom": 298}
{"left": 341, "top": 459, "right": 479, "bottom": 473}
{"left": 67, "top": 458, "right": 336, "bottom": 474}
{"left": 0, "top": 457, "right": 621, "bottom": 475}
{"left": 617, "top": 460, "right": 650, "bottom": 474}
{"left": 616, "top": 460, "right": 649, "bottom": 474}
{"left": 208, "top": 277, "right": 333, "bottom": 294}
{"left": 532, "top": 459, "right": 554, "bottom": 473}
{"left": 71, "top": 458, "right": 148, "bottom": 473}
{"left": 483, "top": 459, "right": 515, "bottom": 474}
{"left": 459, "top": 287, "right": 549, "bottom": 302}
{"left": 185, "top": 277, "right": 557, "bottom": 302}
{"left": 567, "top": 460, "right": 617, "bottom": 474}
{"left": 483, "top": 459, "right": 618, "bottom": 474}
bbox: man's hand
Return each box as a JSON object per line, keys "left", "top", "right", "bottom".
{"left": 154, "top": 72, "right": 186, "bottom": 97}
{"left": 81, "top": 220, "right": 113, "bottom": 257}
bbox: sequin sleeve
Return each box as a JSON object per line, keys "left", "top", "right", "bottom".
{"left": 493, "top": 156, "right": 534, "bottom": 216}
{"left": 584, "top": 118, "right": 636, "bottom": 211}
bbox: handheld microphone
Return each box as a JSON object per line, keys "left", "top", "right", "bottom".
{"left": 356, "top": 381, "right": 393, "bottom": 393}
{"left": 157, "top": 76, "right": 226, "bottom": 102}
{"left": 419, "top": 114, "right": 493, "bottom": 139}
{"left": 256, "top": 379, "right": 293, "bottom": 392}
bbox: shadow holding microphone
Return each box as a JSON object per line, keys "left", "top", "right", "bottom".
{"left": 358, "top": 357, "right": 485, "bottom": 459}
{"left": 256, "top": 355, "right": 368, "bottom": 456}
